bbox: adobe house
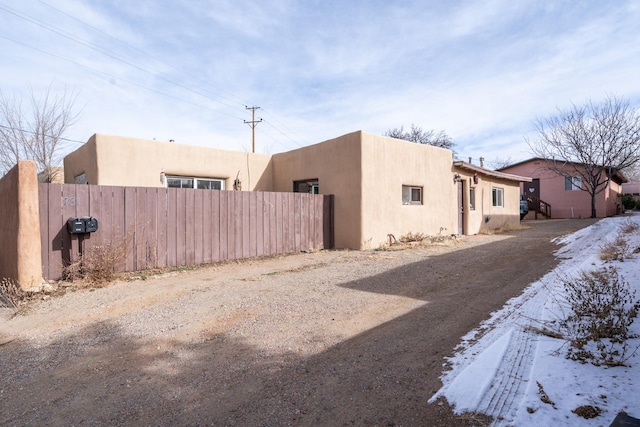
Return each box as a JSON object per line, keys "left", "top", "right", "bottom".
{"left": 498, "top": 158, "right": 627, "bottom": 219}
{"left": 64, "top": 131, "right": 530, "bottom": 249}
{"left": 623, "top": 181, "right": 640, "bottom": 203}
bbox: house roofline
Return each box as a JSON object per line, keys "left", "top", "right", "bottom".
{"left": 453, "top": 161, "right": 532, "bottom": 182}
{"left": 497, "top": 157, "right": 628, "bottom": 184}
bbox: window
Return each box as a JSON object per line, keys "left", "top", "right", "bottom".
{"left": 565, "top": 176, "right": 582, "bottom": 191}
{"left": 469, "top": 187, "right": 475, "bottom": 210}
{"left": 492, "top": 187, "right": 504, "bottom": 207}
{"left": 294, "top": 179, "right": 319, "bottom": 194}
{"left": 166, "top": 176, "right": 224, "bottom": 190}
{"left": 74, "top": 173, "right": 87, "bottom": 184}
{"left": 402, "top": 185, "right": 423, "bottom": 205}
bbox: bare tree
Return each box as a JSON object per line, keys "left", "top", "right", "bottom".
{"left": 488, "top": 156, "right": 514, "bottom": 170}
{"left": 385, "top": 124, "right": 455, "bottom": 151}
{"left": 0, "top": 84, "right": 80, "bottom": 182}
{"left": 528, "top": 95, "right": 640, "bottom": 217}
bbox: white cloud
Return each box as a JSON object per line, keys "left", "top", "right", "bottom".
{"left": 2, "top": 0, "right": 640, "bottom": 165}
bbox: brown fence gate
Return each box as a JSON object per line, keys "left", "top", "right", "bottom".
{"left": 39, "top": 183, "right": 334, "bottom": 280}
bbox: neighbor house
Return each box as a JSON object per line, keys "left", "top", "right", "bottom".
{"left": 64, "top": 131, "right": 530, "bottom": 249}
{"left": 498, "top": 158, "right": 627, "bottom": 219}
{"left": 623, "top": 181, "right": 640, "bottom": 204}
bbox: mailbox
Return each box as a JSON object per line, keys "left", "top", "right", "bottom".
{"left": 83, "top": 216, "right": 99, "bottom": 233}
{"left": 66, "top": 216, "right": 99, "bottom": 234}
{"left": 67, "top": 217, "right": 86, "bottom": 234}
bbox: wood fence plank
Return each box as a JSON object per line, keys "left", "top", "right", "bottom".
{"left": 314, "top": 195, "right": 323, "bottom": 248}
{"left": 185, "top": 189, "right": 196, "bottom": 266}
{"left": 294, "top": 193, "right": 301, "bottom": 252}
{"left": 242, "top": 192, "right": 250, "bottom": 259}
{"left": 167, "top": 188, "right": 178, "bottom": 267}
{"left": 256, "top": 192, "right": 264, "bottom": 256}
{"left": 219, "top": 191, "right": 229, "bottom": 261}
{"left": 176, "top": 189, "right": 187, "bottom": 266}
{"left": 194, "top": 190, "right": 204, "bottom": 265}
{"left": 269, "top": 192, "right": 277, "bottom": 255}
{"left": 275, "top": 192, "right": 283, "bottom": 254}
{"left": 249, "top": 192, "right": 257, "bottom": 257}
{"left": 124, "top": 187, "right": 137, "bottom": 272}
{"left": 109, "top": 186, "right": 126, "bottom": 272}
{"left": 202, "top": 190, "right": 212, "bottom": 263}
{"left": 211, "top": 190, "right": 220, "bottom": 262}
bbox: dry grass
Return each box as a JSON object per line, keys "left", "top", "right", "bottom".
{"left": 478, "top": 223, "right": 531, "bottom": 235}
{"left": 0, "top": 278, "right": 24, "bottom": 309}
{"left": 376, "top": 232, "right": 460, "bottom": 251}
{"left": 600, "top": 235, "right": 630, "bottom": 262}
{"left": 621, "top": 218, "right": 640, "bottom": 234}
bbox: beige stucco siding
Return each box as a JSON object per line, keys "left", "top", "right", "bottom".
{"left": 65, "top": 134, "right": 273, "bottom": 190}
{"left": 271, "top": 132, "right": 363, "bottom": 249}
{"left": 359, "top": 133, "right": 457, "bottom": 247}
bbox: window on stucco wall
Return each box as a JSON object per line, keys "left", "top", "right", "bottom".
{"left": 564, "top": 176, "right": 582, "bottom": 191}
{"left": 492, "top": 187, "right": 504, "bottom": 207}
{"left": 469, "top": 187, "right": 476, "bottom": 210}
{"left": 402, "top": 185, "right": 423, "bottom": 205}
{"left": 166, "top": 176, "right": 225, "bottom": 190}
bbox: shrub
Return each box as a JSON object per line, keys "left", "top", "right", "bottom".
{"left": 621, "top": 194, "right": 636, "bottom": 210}
{"left": 559, "top": 266, "right": 640, "bottom": 366}
{"left": 63, "top": 242, "right": 125, "bottom": 286}
{"left": 636, "top": 200, "right": 640, "bottom": 210}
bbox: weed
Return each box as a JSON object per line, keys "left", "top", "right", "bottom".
{"left": 600, "top": 236, "right": 630, "bottom": 262}
{"left": 621, "top": 218, "right": 639, "bottom": 234}
{"left": 63, "top": 241, "right": 125, "bottom": 286}
{"left": 573, "top": 405, "right": 602, "bottom": 419}
{"left": 0, "top": 278, "right": 24, "bottom": 308}
{"left": 559, "top": 266, "right": 640, "bottom": 366}
{"left": 536, "top": 381, "right": 556, "bottom": 408}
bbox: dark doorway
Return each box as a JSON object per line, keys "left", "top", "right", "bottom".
{"left": 457, "top": 181, "right": 464, "bottom": 235}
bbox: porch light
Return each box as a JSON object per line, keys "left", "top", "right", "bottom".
{"left": 453, "top": 173, "right": 462, "bottom": 183}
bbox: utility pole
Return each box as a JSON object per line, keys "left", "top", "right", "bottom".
{"left": 244, "top": 106, "right": 262, "bottom": 153}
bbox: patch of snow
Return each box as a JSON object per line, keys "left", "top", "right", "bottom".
{"left": 431, "top": 214, "right": 640, "bottom": 426}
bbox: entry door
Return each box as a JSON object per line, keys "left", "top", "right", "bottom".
{"left": 457, "top": 181, "right": 464, "bottom": 235}
{"left": 526, "top": 179, "right": 540, "bottom": 199}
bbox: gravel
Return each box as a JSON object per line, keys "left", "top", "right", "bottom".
{"left": 0, "top": 219, "right": 598, "bottom": 426}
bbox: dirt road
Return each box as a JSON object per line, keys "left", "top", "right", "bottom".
{"left": 0, "top": 219, "right": 598, "bottom": 426}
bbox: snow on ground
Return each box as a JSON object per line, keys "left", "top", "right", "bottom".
{"left": 430, "top": 213, "right": 640, "bottom": 426}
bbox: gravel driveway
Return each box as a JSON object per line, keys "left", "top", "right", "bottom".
{"left": 0, "top": 218, "right": 598, "bottom": 426}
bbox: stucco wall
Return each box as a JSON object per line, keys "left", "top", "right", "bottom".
{"left": 64, "top": 134, "right": 273, "bottom": 190}
{"left": 456, "top": 173, "right": 521, "bottom": 234}
{"left": 502, "top": 160, "right": 621, "bottom": 218}
{"left": 271, "top": 132, "right": 363, "bottom": 249}
{"left": 359, "top": 133, "right": 457, "bottom": 247}
{"left": 0, "top": 161, "right": 43, "bottom": 289}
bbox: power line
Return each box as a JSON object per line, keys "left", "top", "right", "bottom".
{"left": 0, "top": 123, "right": 85, "bottom": 144}
{"left": 1, "top": 2, "right": 308, "bottom": 150}
{"left": 0, "top": 2, "right": 246, "bottom": 115}
{"left": 37, "top": 0, "right": 248, "bottom": 109}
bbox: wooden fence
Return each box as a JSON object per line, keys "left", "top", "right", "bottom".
{"left": 38, "top": 183, "right": 334, "bottom": 280}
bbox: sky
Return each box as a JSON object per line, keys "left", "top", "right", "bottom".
{"left": 2, "top": 0, "right": 640, "bottom": 168}
{"left": 430, "top": 213, "right": 640, "bottom": 426}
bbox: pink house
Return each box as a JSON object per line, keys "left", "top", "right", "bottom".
{"left": 499, "top": 158, "right": 627, "bottom": 219}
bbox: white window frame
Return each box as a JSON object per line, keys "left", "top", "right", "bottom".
{"left": 564, "top": 176, "right": 582, "bottom": 191}
{"left": 402, "top": 185, "right": 423, "bottom": 205}
{"left": 469, "top": 187, "right": 476, "bottom": 210}
{"left": 166, "top": 176, "right": 225, "bottom": 190}
{"left": 492, "top": 187, "right": 504, "bottom": 207}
